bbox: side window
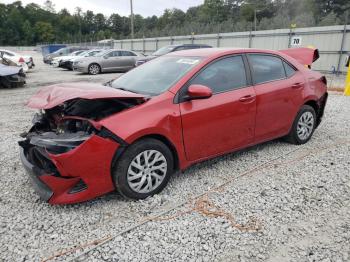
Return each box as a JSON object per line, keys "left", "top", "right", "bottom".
{"left": 104, "top": 51, "right": 113, "bottom": 58}
{"left": 248, "top": 54, "right": 286, "bottom": 84}
{"left": 106, "top": 51, "right": 120, "bottom": 57}
{"left": 174, "top": 46, "right": 186, "bottom": 51}
{"left": 121, "top": 51, "right": 136, "bottom": 56}
{"left": 283, "top": 61, "right": 296, "bottom": 77}
{"left": 190, "top": 56, "right": 247, "bottom": 94}
{"left": 113, "top": 51, "right": 121, "bottom": 57}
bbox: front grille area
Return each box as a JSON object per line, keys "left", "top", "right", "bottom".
{"left": 26, "top": 146, "right": 60, "bottom": 177}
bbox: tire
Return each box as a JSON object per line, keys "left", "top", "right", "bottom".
{"left": 88, "top": 63, "right": 101, "bottom": 75}
{"left": 285, "top": 105, "right": 316, "bottom": 145}
{"left": 112, "top": 138, "right": 174, "bottom": 200}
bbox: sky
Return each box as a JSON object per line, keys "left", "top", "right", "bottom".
{"left": 1, "top": 0, "right": 204, "bottom": 17}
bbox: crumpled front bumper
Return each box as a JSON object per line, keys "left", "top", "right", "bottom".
{"left": 0, "top": 74, "right": 26, "bottom": 88}
{"left": 19, "top": 134, "right": 120, "bottom": 204}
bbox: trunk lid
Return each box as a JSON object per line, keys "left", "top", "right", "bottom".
{"left": 279, "top": 47, "right": 319, "bottom": 67}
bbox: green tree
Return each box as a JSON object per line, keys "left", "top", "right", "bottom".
{"left": 34, "top": 21, "right": 54, "bottom": 43}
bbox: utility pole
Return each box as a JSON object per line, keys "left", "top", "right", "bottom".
{"left": 254, "top": 9, "right": 258, "bottom": 31}
{"left": 130, "top": 0, "right": 134, "bottom": 39}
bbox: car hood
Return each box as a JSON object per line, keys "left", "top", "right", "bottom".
{"left": 0, "top": 63, "right": 21, "bottom": 76}
{"left": 27, "top": 82, "right": 146, "bottom": 109}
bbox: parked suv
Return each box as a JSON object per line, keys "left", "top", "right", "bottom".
{"left": 43, "top": 46, "right": 89, "bottom": 64}
{"left": 135, "top": 44, "right": 212, "bottom": 66}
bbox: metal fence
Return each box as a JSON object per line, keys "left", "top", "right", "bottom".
{"left": 113, "top": 25, "right": 350, "bottom": 74}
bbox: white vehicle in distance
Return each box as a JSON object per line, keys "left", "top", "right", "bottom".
{"left": 0, "top": 49, "right": 34, "bottom": 72}
{"left": 51, "top": 50, "right": 86, "bottom": 67}
{"left": 60, "top": 50, "right": 104, "bottom": 70}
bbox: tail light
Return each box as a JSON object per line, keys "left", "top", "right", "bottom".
{"left": 19, "top": 57, "right": 25, "bottom": 63}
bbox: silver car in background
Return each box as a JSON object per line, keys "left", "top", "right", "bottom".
{"left": 73, "top": 49, "right": 143, "bottom": 74}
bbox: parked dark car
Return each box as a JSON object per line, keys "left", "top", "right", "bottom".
{"left": 43, "top": 46, "right": 89, "bottom": 64}
{"left": 0, "top": 63, "right": 26, "bottom": 88}
{"left": 135, "top": 44, "right": 212, "bottom": 66}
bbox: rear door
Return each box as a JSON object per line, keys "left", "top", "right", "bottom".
{"left": 247, "top": 54, "right": 305, "bottom": 142}
{"left": 119, "top": 51, "right": 138, "bottom": 70}
{"left": 179, "top": 55, "right": 256, "bottom": 161}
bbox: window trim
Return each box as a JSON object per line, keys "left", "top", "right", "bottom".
{"left": 246, "top": 53, "right": 298, "bottom": 85}
{"left": 174, "top": 54, "right": 252, "bottom": 104}
{"left": 282, "top": 60, "right": 297, "bottom": 78}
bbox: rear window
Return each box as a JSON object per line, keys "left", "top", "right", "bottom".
{"left": 283, "top": 61, "right": 296, "bottom": 77}
{"left": 248, "top": 54, "right": 286, "bottom": 84}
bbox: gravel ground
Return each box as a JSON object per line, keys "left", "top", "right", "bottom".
{"left": 0, "top": 52, "right": 349, "bottom": 262}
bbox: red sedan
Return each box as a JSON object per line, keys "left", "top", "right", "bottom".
{"left": 19, "top": 48, "right": 328, "bottom": 204}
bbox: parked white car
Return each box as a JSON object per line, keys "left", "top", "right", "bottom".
{"left": 0, "top": 49, "right": 34, "bottom": 72}
{"left": 60, "top": 50, "right": 104, "bottom": 70}
{"left": 51, "top": 50, "right": 86, "bottom": 67}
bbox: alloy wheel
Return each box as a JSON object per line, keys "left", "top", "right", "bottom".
{"left": 297, "top": 111, "right": 314, "bottom": 140}
{"left": 127, "top": 150, "right": 167, "bottom": 194}
{"left": 89, "top": 64, "right": 100, "bottom": 74}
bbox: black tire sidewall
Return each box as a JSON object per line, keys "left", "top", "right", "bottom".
{"left": 290, "top": 105, "right": 316, "bottom": 144}
{"left": 113, "top": 138, "right": 174, "bottom": 200}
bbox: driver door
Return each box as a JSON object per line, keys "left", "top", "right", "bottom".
{"left": 179, "top": 55, "right": 256, "bottom": 161}
{"left": 102, "top": 51, "right": 120, "bottom": 71}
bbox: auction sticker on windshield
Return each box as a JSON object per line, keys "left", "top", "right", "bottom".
{"left": 176, "top": 58, "right": 200, "bottom": 65}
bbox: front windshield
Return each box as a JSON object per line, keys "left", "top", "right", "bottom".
{"left": 53, "top": 48, "right": 66, "bottom": 54}
{"left": 78, "top": 51, "right": 89, "bottom": 56}
{"left": 93, "top": 50, "right": 108, "bottom": 57}
{"left": 152, "top": 46, "right": 176, "bottom": 56}
{"left": 88, "top": 50, "right": 103, "bottom": 56}
{"left": 111, "top": 56, "right": 202, "bottom": 96}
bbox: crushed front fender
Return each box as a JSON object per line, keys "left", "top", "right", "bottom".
{"left": 20, "top": 134, "right": 120, "bottom": 204}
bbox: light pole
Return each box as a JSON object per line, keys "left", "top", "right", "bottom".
{"left": 130, "top": 0, "right": 134, "bottom": 39}
{"left": 254, "top": 9, "right": 260, "bottom": 32}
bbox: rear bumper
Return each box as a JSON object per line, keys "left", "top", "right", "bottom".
{"left": 19, "top": 134, "right": 120, "bottom": 204}
{"left": 0, "top": 74, "right": 26, "bottom": 88}
{"left": 316, "top": 92, "right": 328, "bottom": 127}
{"left": 60, "top": 61, "right": 72, "bottom": 69}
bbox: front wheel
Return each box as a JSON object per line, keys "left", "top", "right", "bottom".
{"left": 285, "top": 105, "right": 316, "bottom": 145}
{"left": 88, "top": 63, "right": 101, "bottom": 75}
{"left": 112, "top": 138, "right": 174, "bottom": 199}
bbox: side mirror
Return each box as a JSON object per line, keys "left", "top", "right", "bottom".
{"left": 186, "top": 84, "right": 212, "bottom": 101}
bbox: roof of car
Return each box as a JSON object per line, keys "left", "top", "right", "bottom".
{"left": 165, "top": 47, "right": 279, "bottom": 58}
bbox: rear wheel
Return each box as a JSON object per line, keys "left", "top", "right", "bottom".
{"left": 285, "top": 105, "right": 316, "bottom": 145}
{"left": 112, "top": 138, "right": 174, "bottom": 199}
{"left": 88, "top": 63, "right": 101, "bottom": 75}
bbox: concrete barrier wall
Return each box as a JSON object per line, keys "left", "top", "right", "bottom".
{"left": 114, "top": 25, "right": 350, "bottom": 74}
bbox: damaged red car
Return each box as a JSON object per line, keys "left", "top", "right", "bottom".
{"left": 19, "top": 48, "right": 328, "bottom": 204}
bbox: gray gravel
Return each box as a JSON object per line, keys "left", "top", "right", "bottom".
{"left": 0, "top": 52, "right": 349, "bottom": 262}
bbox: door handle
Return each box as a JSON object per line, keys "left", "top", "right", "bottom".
{"left": 291, "top": 82, "right": 303, "bottom": 89}
{"left": 239, "top": 95, "right": 255, "bottom": 103}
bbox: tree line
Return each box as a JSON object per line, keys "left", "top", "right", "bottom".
{"left": 0, "top": 0, "right": 348, "bottom": 46}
